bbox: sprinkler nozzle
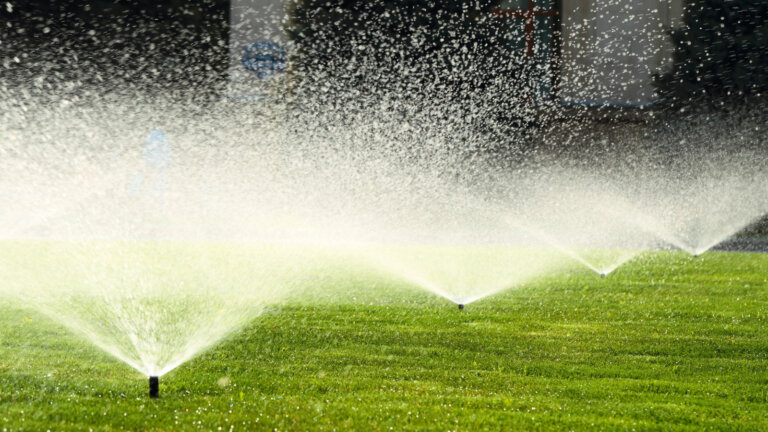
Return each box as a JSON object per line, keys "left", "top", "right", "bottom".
{"left": 149, "top": 376, "right": 159, "bottom": 398}
{"left": 600, "top": 273, "right": 606, "bottom": 279}
{"left": 692, "top": 254, "right": 699, "bottom": 258}
{"left": 458, "top": 304, "right": 464, "bottom": 310}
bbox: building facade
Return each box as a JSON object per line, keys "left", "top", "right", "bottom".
{"left": 230, "top": 0, "right": 684, "bottom": 106}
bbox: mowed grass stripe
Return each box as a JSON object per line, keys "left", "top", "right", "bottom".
{"left": 1, "top": 250, "right": 767, "bottom": 430}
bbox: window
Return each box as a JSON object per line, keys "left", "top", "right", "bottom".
{"left": 492, "top": 0, "right": 561, "bottom": 99}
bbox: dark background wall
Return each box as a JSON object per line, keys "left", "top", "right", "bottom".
{"left": 655, "top": 0, "right": 768, "bottom": 110}
{"left": 1, "top": 0, "right": 230, "bottom": 91}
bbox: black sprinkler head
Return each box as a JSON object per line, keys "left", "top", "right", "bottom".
{"left": 458, "top": 304, "right": 464, "bottom": 310}
{"left": 149, "top": 376, "right": 159, "bottom": 398}
{"left": 600, "top": 273, "right": 606, "bottom": 279}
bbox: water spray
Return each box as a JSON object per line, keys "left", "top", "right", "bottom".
{"left": 149, "top": 376, "right": 159, "bottom": 398}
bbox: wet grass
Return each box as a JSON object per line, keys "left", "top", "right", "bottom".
{"left": 1, "top": 250, "right": 767, "bottom": 431}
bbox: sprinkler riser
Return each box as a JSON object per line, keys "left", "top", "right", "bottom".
{"left": 149, "top": 376, "right": 159, "bottom": 398}
{"left": 458, "top": 304, "right": 464, "bottom": 310}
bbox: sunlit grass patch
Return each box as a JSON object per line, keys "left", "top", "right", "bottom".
{"left": 0, "top": 248, "right": 767, "bottom": 430}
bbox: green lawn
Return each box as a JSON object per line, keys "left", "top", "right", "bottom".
{"left": 1, "top": 250, "right": 767, "bottom": 431}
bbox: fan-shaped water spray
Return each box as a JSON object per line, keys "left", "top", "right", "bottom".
{"left": 0, "top": 139, "right": 326, "bottom": 389}
{"left": 636, "top": 167, "right": 768, "bottom": 256}
{"left": 492, "top": 168, "right": 662, "bottom": 276}
{"left": 615, "top": 119, "right": 768, "bottom": 256}
{"left": 2, "top": 0, "right": 768, "bottom": 401}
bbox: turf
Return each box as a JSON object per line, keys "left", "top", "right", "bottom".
{"left": 1, "top": 250, "right": 767, "bottom": 431}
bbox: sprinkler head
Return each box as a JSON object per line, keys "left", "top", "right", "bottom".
{"left": 458, "top": 304, "right": 464, "bottom": 310}
{"left": 692, "top": 254, "right": 699, "bottom": 258}
{"left": 149, "top": 376, "right": 159, "bottom": 398}
{"left": 600, "top": 273, "right": 606, "bottom": 279}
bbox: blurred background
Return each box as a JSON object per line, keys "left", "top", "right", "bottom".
{"left": 1, "top": 0, "right": 229, "bottom": 92}
{"left": 2, "top": 0, "right": 766, "bottom": 108}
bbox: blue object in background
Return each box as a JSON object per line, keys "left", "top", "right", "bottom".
{"left": 143, "top": 129, "right": 171, "bottom": 169}
{"left": 129, "top": 129, "right": 171, "bottom": 201}
{"left": 242, "top": 41, "right": 287, "bottom": 79}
